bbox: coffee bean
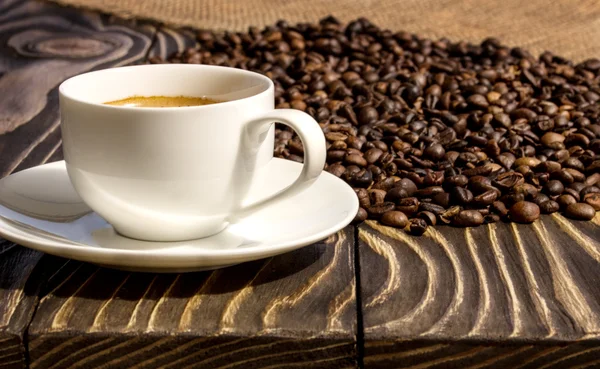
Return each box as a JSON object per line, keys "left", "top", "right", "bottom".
{"left": 326, "top": 163, "right": 346, "bottom": 177}
{"left": 366, "top": 202, "right": 395, "bottom": 218}
{"left": 484, "top": 214, "right": 501, "bottom": 223}
{"left": 364, "top": 148, "right": 383, "bottom": 164}
{"left": 424, "top": 144, "right": 445, "bottom": 161}
{"left": 369, "top": 189, "right": 387, "bottom": 205}
{"left": 565, "top": 203, "right": 596, "bottom": 220}
{"left": 541, "top": 132, "right": 565, "bottom": 147}
{"left": 539, "top": 200, "right": 560, "bottom": 214}
{"left": 358, "top": 106, "right": 378, "bottom": 125}
{"left": 492, "top": 201, "right": 509, "bottom": 217}
{"left": 417, "top": 211, "right": 437, "bottom": 226}
{"left": 584, "top": 193, "right": 600, "bottom": 210}
{"left": 396, "top": 197, "right": 420, "bottom": 216}
{"left": 372, "top": 177, "right": 395, "bottom": 191}
{"left": 380, "top": 211, "right": 409, "bottom": 228}
{"left": 385, "top": 187, "right": 408, "bottom": 202}
{"left": 353, "top": 207, "right": 368, "bottom": 223}
{"left": 356, "top": 188, "right": 370, "bottom": 208}
{"left": 432, "top": 192, "right": 451, "bottom": 208}
{"left": 564, "top": 187, "right": 581, "bottom": 201}
{"left": 450, "top": 187, "right": 473, "bottom": 205}
{"left": 493, "top": 172, "right": 525, "bottom": 191}
{"left": 533, "top": 193, "right": 550, "bottom": 205}
{"left": 415, "top": 186, "right": 445, "bottom": 198}
{"left": 473, "top": 190, "right": 498, "bottom": 206}
{"left": 544, "top": 180, "right": 564, "bottom": 196}
{"left": 345, "top": 153, "right": 367, "bottom": 167}
{"left": 453, "top": 210, "right": 484, "bottom": 227}
{"left": 557, "top": 194, "right": 577, "bottom": 209}
{"left": 581, "top": 186, "right": 600, "bottom": 197}
{"left": 509, "top": 201, "right": 540, "bottom": 223}
{"left": 409, "top": 218, "right": 428, "bottom": 236}
{"left": 419, "top": 202, "right": 446, "bottom": 215}
{"left": 514, "top": 157, "right": 541, "bottom": 168}
{"left": 394, "top": 178, "right": 418, "bottom": 196}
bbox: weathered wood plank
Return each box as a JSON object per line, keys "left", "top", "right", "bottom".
{"left": 359, "top": 215, "right": 600, "bottom": 367}
{"left": 0, "top": 0, "right": 156, "bottom": 175}
{"left": 0, "top": 0, "right": 158, "bottom": 367}
{"left": 27, "top": 229, "right": 357, "bottom": 368}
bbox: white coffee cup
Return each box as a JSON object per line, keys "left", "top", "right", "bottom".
{"left": 59, "top": 64, "right": 326, "bottom": 241}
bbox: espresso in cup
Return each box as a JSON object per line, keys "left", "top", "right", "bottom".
{"left": 105, "top": 95, "right": 220, "bottom": 108}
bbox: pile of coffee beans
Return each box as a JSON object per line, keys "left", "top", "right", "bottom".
{"left": 152, "top": 17, "right": 600, "bottom": 234}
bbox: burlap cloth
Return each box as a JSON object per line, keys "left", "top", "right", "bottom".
{"left": 50, "top": 0, "right": 600, "bottom": 62}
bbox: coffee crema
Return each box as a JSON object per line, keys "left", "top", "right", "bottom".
{"left": 104, "top": 95, "right": 220, "bottom": 108}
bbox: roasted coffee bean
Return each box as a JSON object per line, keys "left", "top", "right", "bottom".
{"left": 348, "top": 168, "right": 373, "bottom": 188}
{"left": 564, "top": 187, "right": 581, "bottom": 201}
{"left": 167, "top": 18, "right": 600, "bottom": 233}
{"left": 510, "top": 201, "right": 540, "bottom": 223}
{"left": 450, "top": 187, "right": 473, "bottom": 205}
{"left": 424, "top": 144, "right": 445, "bottom": 161}
{"left": 417, "top": 211, "right": 437, "bottom": 226}
{"left": 380, "top": 211, "right": 409, "bottom": 228}
{"left": 415, "top": 186, "right": 445, "bottom": 198}
{"left": 544, "top": 180, "right": 564, "bottom": 196}
{"left": 353, "top": 207, "right": 368, "bottom": 223}
{"left": 372, "top": 177, "right": 395, "bottom": 191}
{"left": 369, "top": 189, "right": 387, "bottom": 205}
{"left": 493, "top": 172, "right": 524, "bottom": 191}
{"left": 432, "top": 192, "right": 451, "bottom": 208}
{"left": 326, "top": 163, "right": 346, "bottom": 177}
{"left": 453, "top": 210, "right": 484, "bottom": 227}
{"left": 394, "top": 178, "right": 418, "bottom": 196}
{"left": 584, "top": 193, "right": 600, "bottom": 210}
{"left": 514, "top": 157, "right": 541, "bottom": 168}
{"left": 419, "top": 202, "right": 446, "bottom": 215}
{"left": 439, "top": 206, "right": 461, "bottom": 224}
{"left": 396, "top": 197, "right": 420, "bottom": 216}
{"left": 533, "top": 193, "right": 550, "bottom": 206}
{"left": 541, "top": 132, "right": 565, "bottom": 147}
{"left": 356, "top": 188, "right": 370, "bottom": 208}
{"left": 366, "top": 202, "right": 395, "bottom": 218}
{"left": 445, "top": 175, "right": 469, "bottom": 188}
{"left": 539, "top": 200, "right": 560, "bottom": 214}
{"left": 513, "top": 184, "right": 539, "bottom": 199}
{"left": 492, "top": 201, "right": 509, "bottom": 217}
{"left": 409, "top": 218, "right": 428, "bottom": 236}
{"left": 385, "top": 187, "right": 408, "bottom": 202}
{"left": 581, "top": 186, "right": 600, "bottom": 197}
{"left": 473, "top": 190, "right": 498, "bottom": 206}
{"left": 483, "top": 214, "right": 501, "bottom": 224}
{"left": 565, "top": 203, "right": 596, "bottom": 220}
{"left": 557, "top": 194, "right": 578, "bottom": 209}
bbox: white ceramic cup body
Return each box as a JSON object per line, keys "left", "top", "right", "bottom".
{"left": 59, "top": 64, "right": 326, "bottom": 241}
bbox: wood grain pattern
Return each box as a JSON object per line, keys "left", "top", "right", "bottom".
{"left": 27, "top": 229, "right": 357, "bottom": 368}
{"left": 147, "top": 25, "right": 197, "bottom": 61}
{"left": 0, "top": 0, "right": 156, "bottom": 176}
{"left": 359, "top": 215, "right": 600, "bottom": 367}
{"left": 0, "top": 240, "right": 44, "bottom": 369}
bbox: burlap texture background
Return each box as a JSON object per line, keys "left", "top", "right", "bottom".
{"left": 50, "top": 0, "right": 600, "bottom": 61}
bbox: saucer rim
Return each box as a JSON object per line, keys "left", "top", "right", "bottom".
{"left": 0, "top": 158, "right": 358, "bottom": 259}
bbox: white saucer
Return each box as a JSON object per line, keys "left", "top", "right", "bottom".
{"left": 0, "top": 158, "right": 358, "bottom": 272}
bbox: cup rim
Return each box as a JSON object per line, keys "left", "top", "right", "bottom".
{"left": 58, "top": 64, "right": 274, "bottom": 111}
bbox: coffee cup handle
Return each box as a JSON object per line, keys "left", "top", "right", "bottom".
{"left": 235, "top": 109, "right": 326, "bottom": 217}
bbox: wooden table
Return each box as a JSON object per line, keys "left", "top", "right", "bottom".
{"left": 1, "top": 1, "right": 600, "bottom": 368}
